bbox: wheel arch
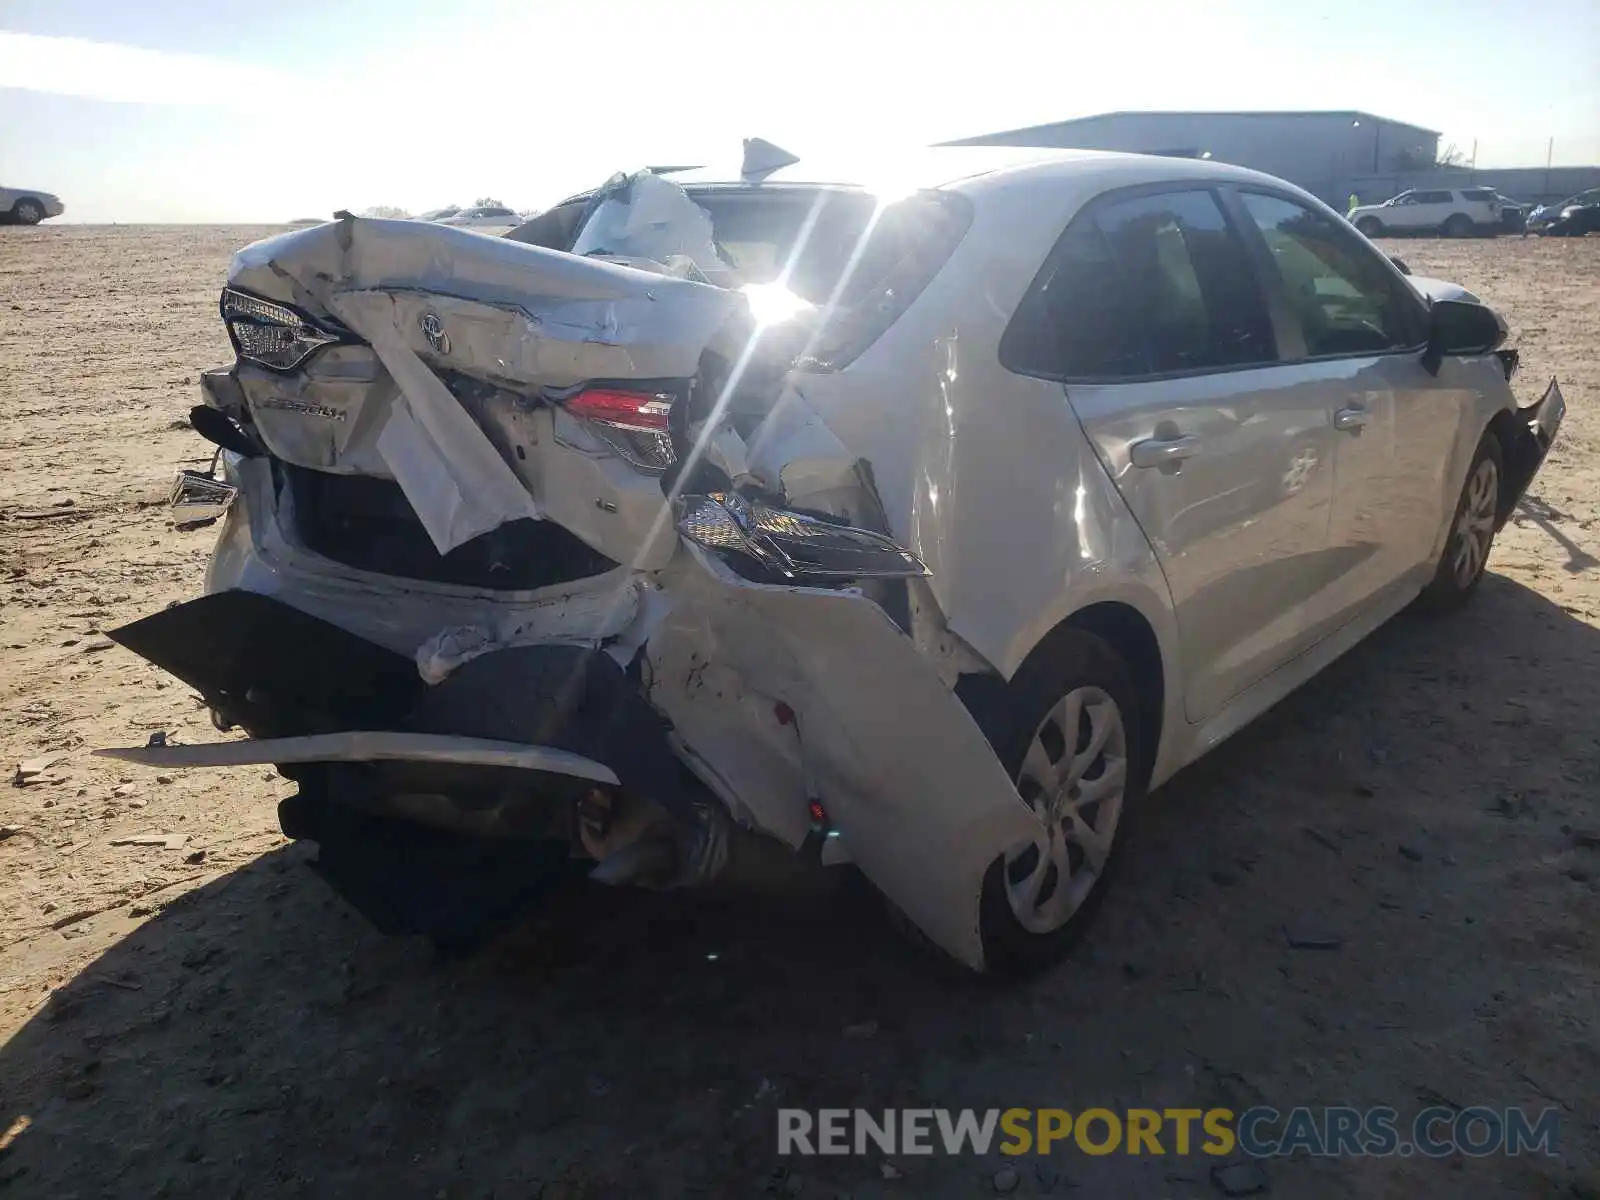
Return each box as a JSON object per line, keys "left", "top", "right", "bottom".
{"left": 1057, "top": 602, "right": 1165, "bottom": 784}
{"left": 1483, "top": 406, "right": 1525, "bottom": 524}
{"left": 960, "top": 595, "right": 1174, "bottom": 791}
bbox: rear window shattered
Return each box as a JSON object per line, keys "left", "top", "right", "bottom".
{"left": 567, "top": 170, "right": 971, "bottom": 370}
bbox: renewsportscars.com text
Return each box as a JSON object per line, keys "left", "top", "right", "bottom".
{"left": 778, "top": 1106, "right": 1561, "bottom": 1158}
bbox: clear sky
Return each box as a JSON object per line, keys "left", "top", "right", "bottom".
{"left": 2, "top": 0, "right": 1596, "bottom": 223}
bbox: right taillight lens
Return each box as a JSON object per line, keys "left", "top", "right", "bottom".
{"left": 561, "top": 386, "right": 677, "bottom": 472}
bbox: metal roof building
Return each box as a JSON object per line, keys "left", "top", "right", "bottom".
{"left": 942, "top": 111, "right": 1442, "bottom": 205}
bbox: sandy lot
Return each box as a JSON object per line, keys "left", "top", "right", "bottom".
{"left": 1, "top": 226, "right": 1597, "bottom": 1199}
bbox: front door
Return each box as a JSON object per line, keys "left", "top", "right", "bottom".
{"left": 1000, "top": 186, "right": 1338, "bottom": 722}
{"left": 1231, "top": 190, "right": 1460, "bottom": 642}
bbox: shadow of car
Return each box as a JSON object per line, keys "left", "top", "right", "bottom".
{"left": 3, "top": 560, "right": 1596, "bottom": 1197}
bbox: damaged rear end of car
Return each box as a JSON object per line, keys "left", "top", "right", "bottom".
{"left": 99, "top": 181, "right": 1044, "bottom": 969}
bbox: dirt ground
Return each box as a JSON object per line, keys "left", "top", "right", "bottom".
{"left": 1, "top": 226, "right": 1596, "bottom": 1199}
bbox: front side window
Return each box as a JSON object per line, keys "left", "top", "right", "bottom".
{"left": 1238, "top": 192, "right": 1426, "bottom": 357}
{"left": 1002, "top": 188, "right": 1276, "bottom": 380}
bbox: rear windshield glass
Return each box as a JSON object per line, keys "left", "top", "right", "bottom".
{"left": 568, "top": 180, "right": 971, "bottom": 366}
{"left": 1461, "top": 188, "right": 1496, "bottom": 200}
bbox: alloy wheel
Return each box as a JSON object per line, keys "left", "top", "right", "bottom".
{"left": 1452, "top": 457, "right": 1499, "bottom": 588}
{"left": 1003, "top": 686, "right": 1129, "bottom": 934}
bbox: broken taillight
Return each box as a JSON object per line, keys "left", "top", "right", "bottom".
{"left": 564, "top": 387, "right": 673, "bottom": 433}
{"left": 561, "top": 386, "right": 676, "bottom": 472}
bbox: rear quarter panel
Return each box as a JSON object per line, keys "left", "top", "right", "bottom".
{"left": 790, "top": 170, "right": 1187, "bottom": 779}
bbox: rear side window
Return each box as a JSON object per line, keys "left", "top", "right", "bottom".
{"left": 1002, "top": 188, "right": 1277, "bottom": 380}
{"left": 1238, "top": 192, "right": 1427, "bottom": 357}
{"left": 1412, "top": 190, "right": 1454, "bottom": 204}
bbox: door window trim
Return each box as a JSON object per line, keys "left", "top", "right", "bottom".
{"left": 1221, "top": 185, "right": 1431, "bottom": 366}
{"left": 998, "top": 180, "right": 1288, "bottom": 386}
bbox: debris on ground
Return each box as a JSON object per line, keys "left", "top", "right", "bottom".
{"left": 109, "top": 834, "right": 189, "bottom": 850}
{"left": 12, "top": 753, "right": 64, "bottom": 786}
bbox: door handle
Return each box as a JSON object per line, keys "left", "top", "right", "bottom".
{"left": 1333, "top": 406, "right": 1371, "bottom": 433}
{"left": 1129, "top": 434, "right": 1203, "bottom": 469}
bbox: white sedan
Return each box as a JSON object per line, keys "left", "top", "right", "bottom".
{"left": 1, "top": 185, "right": 64, "bottom": 225}
{"left": 105, "top": 148, "right": 1563, "bottom": 973}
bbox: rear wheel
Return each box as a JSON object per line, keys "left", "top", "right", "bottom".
{"left": 1418, "top": 433, "right": 1503, "bottom": 612}
{"left": 1442, "top": 213, "right": 1474, "bottom": 238}
{"left": 1355, "top": 216, "right": 1384, "bottom": 237}
{"left": 12, "top": 199, "right": 43, "bottom": 226}
{"left": 976, "top": 629, "right": 1147, "bottom": 972}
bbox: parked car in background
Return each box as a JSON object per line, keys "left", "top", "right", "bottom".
{"left": 0, "top": 184, "right": 65, "bottom": 225}
{"left": 1530, "top": 191, "right": 1600, "bottom": 237}
{"left": 441, "top": 204, "right": 520, "bottom": 229}
{"left": 107, "top": 150, "right": 1563, "bottom": 973}
{"left": 1543, "top": 204, "right": 1600, "bottom": 238}
{"left": 1475, "top": 189, "right": 1528, "bottom": 233}
{"left": 417, "top": 206, "right": 461, "bottom": 222}
{"left": 1527, "top": 189, "right": 1600, "bottom": 233}
{"left": 1348, "top": 187, "right": 1503, "bottom": 237}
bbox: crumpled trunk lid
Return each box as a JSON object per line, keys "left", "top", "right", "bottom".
{"left": 224, "top": 217, "right": 749, "bottom": 560}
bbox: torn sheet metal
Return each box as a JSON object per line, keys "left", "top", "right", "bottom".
{"left": 569, "top": 171, "right": 730, "bottom": 284}
{"left": 236, "top": 349, "right": 394, "bottom": 476}
{"left": 327, "top": 289, "right": 539, "bottom": 554}
{"left": 226, "top": 216, "right": 753, "bottom": 554}
{"left": 95, "top": 730, "right": 620, "bottom": 785}
{"left": 648, "top": 549, "right": 1045, "bottom": 970}
{"left": 228, "top": 217, "right": 743, "bottom": 388}
{"left": 210, "top": 460, "right": 649, "bottom": 659}
{"left": 411, "top": 571, "right": 648, "bottom": 681}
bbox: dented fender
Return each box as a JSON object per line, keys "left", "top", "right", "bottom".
{"left": 647, "top": 547, "right": 1045, "bottom": 971}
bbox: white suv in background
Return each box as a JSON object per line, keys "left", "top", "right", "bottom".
{"left": 1348, "top": 187, "right": 1503, "bottom": 238}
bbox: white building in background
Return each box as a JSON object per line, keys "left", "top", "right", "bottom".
{"left": 942, "top": 110, "right": 1441, "bottom": 205}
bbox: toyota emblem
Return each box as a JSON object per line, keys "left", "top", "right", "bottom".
{"left": 419, "top": 312, "right": 450, "bottom": 355}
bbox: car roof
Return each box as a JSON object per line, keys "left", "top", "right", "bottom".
{"left": 647, "top": 146, "right": 1308, "bottom": 201}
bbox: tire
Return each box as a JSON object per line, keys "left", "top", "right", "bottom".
{"left": 12, "top": 199, "right": 43, "bottom": 226}
{"left": 972, "top": 629, "right": 1148, "bottom": 973}
{"left": 1355, "top": 216, "right": 1384, "bottom": 237}
{"left": 1442, "top": 213, "right": 1474, "bottom": 238}
{"left": 1417, "top": 432, "right": 1504, "bottom": 612}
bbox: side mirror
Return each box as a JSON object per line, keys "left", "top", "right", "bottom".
{"left": 1421, "top": 299, "right": 1508, "bottom": 375}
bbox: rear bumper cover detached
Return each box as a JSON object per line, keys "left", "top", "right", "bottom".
{"left": 100, "top": 552, "right": 1047, "bottom": 968}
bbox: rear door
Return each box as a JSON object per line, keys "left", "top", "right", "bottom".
{"left": 1410, "top": 189, "right": 1456, "bottom": 230}
{"left": 1459, "top": 188, "right": 1500, "bottom": 226}
{"left": 1229, "top": 189, "right": 1452, "bottom": 643}
{"left": 1001, "top": 185, "right": 1338, "bottom": 722}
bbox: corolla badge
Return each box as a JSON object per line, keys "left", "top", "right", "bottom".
{"left": 419, "top": 311, "right": 451, "bottom": 355}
